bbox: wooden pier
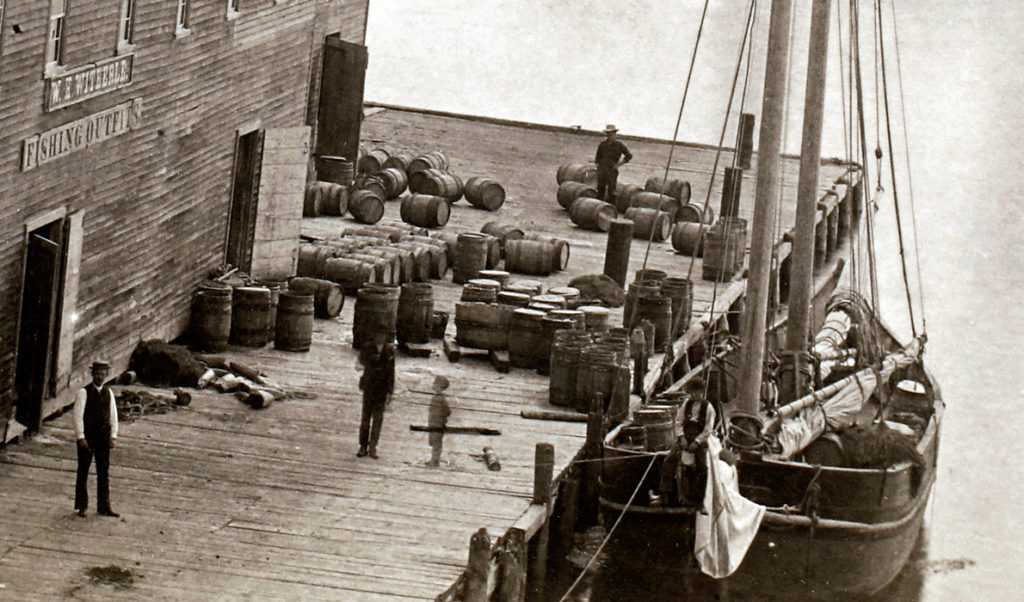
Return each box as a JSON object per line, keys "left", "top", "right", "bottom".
{"left": 0, "top": 106, "right": 849, "bottom": 600}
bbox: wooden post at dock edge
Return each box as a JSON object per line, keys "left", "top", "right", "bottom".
{"left": 579, "top": 394, "right": 605, "bottom": 527}
{"left": 497, "top": 529, "right": 527, "bottom": 602}
{"left": 528, "top": 443, "right": 555, "bottom": 601}
{"left": 465, "top": 528, "right": 490, "bottom": 602}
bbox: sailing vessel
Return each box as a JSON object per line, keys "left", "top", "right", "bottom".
{"left": 599, "top": 0, "right": 940, "bottom": 595}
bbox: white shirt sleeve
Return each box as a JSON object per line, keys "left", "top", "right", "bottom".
{"left": 73, "top": 387, "right": 87, "bottom": 440}
{"left": 108, "top": 388, "right": 118, "bottom": 440}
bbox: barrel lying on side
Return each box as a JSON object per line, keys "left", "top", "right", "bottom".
{"left": 358, "top": 148, "right": 390, "bottom": 175}
{"left": 288, "top": 277, "right": 345, "bottom": 318}
{"left": 557, "top": 181, "right": 598, "bottom": 210}
{"left": 304, "top": 181, "right": 349, "bottom": 217}
{"left": 630, "top": 191, "right": 681, "bottom": 221}
{"left": 401, "top": 194, "right": 451, "bottom": 228}
{"left": 643, "top": 176, "right": 692, "bottom": 203}
{"left": 505, "top": 239, "right": 558, "bottom": 276}
{"left": 382, "top": 151, "right": 415, "bottom": 173}
{"left": 671, "top": 222, "right": 708, "bottom": 256}
{"left": 409, "top": 168, "right": 464, "bottom": 202}
{"left": 524, "top": 233, "right": 570, "bottom": 271}
{"left": 569, "top": 197, "right": 616, "bottom": 232}
{"left": 464, "top": 177, "right": 506, "bottom": 211}
{"left": 556, "top": 162, "right": 598, "bottom": 185}
{"left": 407, "top": 151, "right": 450, "bottom": 176}
{"left": 677, "top": 203, "right": 714, "bottom": 224}
{"left": 481, "top": 221, "right": 525, "bottom": 255}
{"left": 349, "top": 190, "right": 385, "bottom": 224}
{"left": 377, "top": 167, "right": 408, "bottom": 199}
{"left": 624, "top": 207, "right": 672, "bottom": 242}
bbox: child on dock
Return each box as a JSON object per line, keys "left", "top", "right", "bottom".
{"left": 426, "top": 375, "right": 451, "bottom": 467}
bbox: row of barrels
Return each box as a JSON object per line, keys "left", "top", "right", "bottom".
{"left": 621, "top": 269, "right": 695, "bottom": 349}
{"left": 191, "top": 280, "right": 344, "bottom": 353}
{"left": 360, "top": 147, "right": 507, "bottom": 211}
{"left": 438, "top": 224, "right": 571, "bottom": 282}
{"left": 549, "top": 328, "right": 632, "bottom": 417}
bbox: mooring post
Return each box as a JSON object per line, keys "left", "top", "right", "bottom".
{"left": 465, "top": 527, "right": 490, "bottom": 602}
{"left": 527, "top": 443, "right": 555, "bottom": 601}
{"left": 579, "top": 394, "right": 605, "bottom": 527}
{"left": 497, "top": 529, "right": 527, "bottom": 602}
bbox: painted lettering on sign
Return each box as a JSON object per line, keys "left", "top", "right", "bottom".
{"left": 46, "top": 54, "right": 134, "bottom": 111}
{"left": 22, "top": 99, "right": 143, "bottom": 171}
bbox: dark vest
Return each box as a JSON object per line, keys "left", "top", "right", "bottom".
{"left": 681, "top": 396, "right": 709, "bottom": 443}
{"left": 83, "top": 384, "right": 113, "bottom": 443}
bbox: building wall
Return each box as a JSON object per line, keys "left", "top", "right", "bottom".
{"left": 0, "top": 0, "right": 369, "bottom": 432}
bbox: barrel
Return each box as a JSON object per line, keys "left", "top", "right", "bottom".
{"left": 455, "top": 302, "right": 515, "bottom": 350}
{"left": 297, "top": 245, "right": 335, "bottom": 278}
{"left": 556, "top": 162, "right": 598, "bottom": 185}
{"left": 394, "top": 242, "right": 430, "bottom": 282}
{"left": 322, "top": 257, "right": 377, "bottom": 294}
{"left": 304, "top": 181, "right": 328, "bottom": 217}
{"left": 624, "top": 207, "right": 671, "bottom": 242}
{"left": 483, "top": 235, "right": 502, "bottom": 269}
{"left": 453, "top": 232, "right": 491, "bottom": 284}
{"left": 191, "top": 288, "right": 232, "bottom": 352}
{"left": 556, "top": 181, "right": 598, "bottom": 210}
{"left": 320, "top": 182, "right": 349, "bottom": 216}
{"left": 287, "top": 277, "right": 345, "bottom": 319}
{"left": 409, "top": 236, "right": 450, "bottom": 279}
{"left": 573, "top": 345, "right": 617, "bottom": 412}
{"left": 257, "top": 280, "right": 282, "bottom": 336}
{"left": 635, "top": 268, "right": 667, "bottom": 283}
{"left": 349, "top": 253, "right": 395, "bottom": 285}
{"left": 630, "top": 191, "right": 682, "bottom": 220}
{"left": 569, "top": 197, "right": 616, "bottom": 232}
{"left": 702, "top": 218, "right": 746, "bottom": 281}
{"left": 358, "top": 148, "right": 390, "bottom": 175}
{"left": 508, "top": 308, "right": 547, "bottom": 368}
{"left": 401, "top": 194, "right": 451, "bottom": 228}
{"left": 357, "top": 175, "right": 388, "bottom": 200}
{"left": 660, "top": 277, "right": 693, "bottom": 337}
{"left": 677, "top": 203, "right": 714, "bottom": 224}
{"left": 363, "top": 246, "right": 413, "bottom": 284}
{"left": 377, "top": 167, "right": 409, "bottom": 199}
{"left": 461, "top": 278, "right": 501, "bottom": 303}
{"left": 636, "top": 290, "right": 673, "bottom": 348}
{"left": 407, "top": 151, "right": 449, "bottom": 175}
{"left": 382, "top": 151, "right": 415, "bottom": 173}
{"left": 549, "top": 330, "right": 591, "bottom": 407}
{"left": 532, "top": 294, "right": 567, "bottom": 309}
{"left": 412, "top": 169, "right": 463, "bottom": 202}
{"left": 634, "top": 408, "right": 674, "bottom": 451}
{"left": 549, "top": 308, "right": 585, "bottom": 330}
{"left": 718, "top": 217, "right": 749, "bottom": 272}
{"left": 464, "top": 177, "right": 506, "bottom": 211}
{"left": 671, "top": 222, "right": 708, "bottom": 256}
{"left": 505, "top": 279, "right": 543, "bottom": 296}
{"left": 496, "top": 290, "right": 532, "bottom": 307}
{"left": 601, "top": 218, "right": 633, "bottom": 288}
{"left": 274, "top": 291, "right": 315, "bottom": 352}
{"left": 643, "top": 176, "right": 692, "bottom": 203}
{"left": 397, "top": 282, "right": 434, "bottom": 344}
{"left": 505, "top": 239, "right": 558, "bottom": 276}
{"left": 481, "top": 222, "right": 525, "bottom": 254}
{"left": 615, "top": 183, "right": 644, "bottom": 214}
{"left": 316, "top": 155, "right": 354, "bottom": 186}
{"left": 579, "top": 305, "right": 610, "bottom": 334}
{"left": 349, "top": 189, "right": 385, "bottom": 224}
{"left": 624, "top": 281, "right": 662, "bottom": 330}
{"left": 351, "top": 285, "right": 399, "bottom": 349}
{"left": 475, "top": 269, "right": 508, "bottom": 288}
{"left": 538, "top": 315, "right": 579, "bottom": 375}
{"left": 547, "top": 287, "right": 581, "bottom": 309}
{"left": 230, "top": 286, "right": 273, "bottom": 347}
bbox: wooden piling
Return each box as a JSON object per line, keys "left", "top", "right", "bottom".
{"left": 603, "top": 218, "right": 633, "bottom": 288}
{"left": 527, "top": 443, "right": 555, "bottom": 602}
{"left": 533, "top": 443, "right": 555, "bottom": 504}
{"left": 465, "top": 528, "right": 490, "bottom": 602}
{"left": 497, "top": 529, "right": 527, "bottom": 602}
{"left": 579, "top": 394, "right": 605, "bottom": 527}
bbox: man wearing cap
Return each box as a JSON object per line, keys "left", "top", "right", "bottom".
{"left": 73, "top": 360, "right": 119, "bottom": 517}
{"left": 595, "top": 124, "right": 632, "bottom": 205}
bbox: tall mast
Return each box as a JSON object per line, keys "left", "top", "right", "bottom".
{"left": 735, "top": 0, "right": 794, "bottom": 415}
{"left": 783, "top": 0, "right": 833, "bottom": 400}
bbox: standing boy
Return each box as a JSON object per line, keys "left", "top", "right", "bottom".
{"left": 426, "top": 375, "right": 451, "bottom": 467}
{"left": 357, "top": 341, "right": 395, "bottom": 459}
{"left": 74, "top": 360, "right": 119, "bottom": 517}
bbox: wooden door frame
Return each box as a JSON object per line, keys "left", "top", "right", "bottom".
{"left": 225, "top": 120, "right": 262, "bottom": 271}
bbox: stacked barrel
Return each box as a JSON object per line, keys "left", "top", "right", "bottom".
{"left": 622, "top": 269, "right": 694, "bottom": 350}
{"left": 702, "top": 217, "right": 748, "bottom": 282}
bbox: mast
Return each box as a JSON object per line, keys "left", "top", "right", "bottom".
{"left": 735, "top": 0, "right": 794, "bottom": 415}
{"left": 783, "top": 0, "right": 833, "bottom": 401}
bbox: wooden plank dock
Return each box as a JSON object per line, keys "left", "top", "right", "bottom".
{"left": 0, "top": 106, "right": 849, "bottom": 600}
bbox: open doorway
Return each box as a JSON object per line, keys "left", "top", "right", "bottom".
{"left": 15, "top": 218, "right": 67, "bottom": 432}
{"left": 226, "top": 128, "right": 265, "bottom": 272}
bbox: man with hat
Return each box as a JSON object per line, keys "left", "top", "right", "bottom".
{"left": 595, "top": 124, "right": 633, "bottom": 205}
{"left": 73, "top": 360, "right": 119, "bottom": 517}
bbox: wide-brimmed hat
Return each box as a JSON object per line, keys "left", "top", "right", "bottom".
{"left": 603, "top": 124, "right": 619, "bottom": 134}
{"left": 90, "top": 360, "right": 111, "bottom": 371}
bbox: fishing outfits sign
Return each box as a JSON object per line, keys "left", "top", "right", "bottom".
{"left": 21, "top": 99, "right": 143, "bottom": 171}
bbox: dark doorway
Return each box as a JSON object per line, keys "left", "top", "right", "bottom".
{"left": 316, "top": 35, "right": 368, "bottom": 162}
{"left": 15, "top": 219, "right": 67, "bottom": 431}
{"left": 226, "top": 129, "right": 265, "bottom": 272}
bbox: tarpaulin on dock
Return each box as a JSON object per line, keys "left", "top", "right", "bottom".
{"left": 695, "top": 435, "right": 766, "bottom": 578}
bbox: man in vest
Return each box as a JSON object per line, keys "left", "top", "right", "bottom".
{"left": 73, "top": 360, "right": 119, "bottom": 517}
{"left": 594, "top": 124, "right": 632, "bottom": 205}
{"left": 651, "top": 378, "right": 717, "bottom": 507}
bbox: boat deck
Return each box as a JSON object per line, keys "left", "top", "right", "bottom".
{"left": 0, "top": 106, "right": 848, "bottom": 600}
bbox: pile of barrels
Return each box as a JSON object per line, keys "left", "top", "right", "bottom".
{"left": 351, "top": 282, "right": 436, "bottom": 349}
{"left": 190, "top": 278, "right": 340, "bottom": 353}
{"left": 298, "top": 224, "right": 449, "bottom": 294}
{"left": 621, "top": 269, "right": 695, "bottom": 350}
{"left": 549, "top": 324, "right": 632, "bottom": 417}
{"left": 701, "top": 216, "right": 748, "bottom": 282}
{"left": 436, "top": 223, "right": 571, "bottom": 282}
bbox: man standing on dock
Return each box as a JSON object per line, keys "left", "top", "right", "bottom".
{"left": 425, "top": 375, "right": 451, "bottom": 467}
{"left": 73, "top": 360, "right": 120, "bottom": 518}
{"left": 595, "top": 124, "right": 632, "bottom": 205}
{"left": 356, "top": 341, "right": 395, "bottom": 459}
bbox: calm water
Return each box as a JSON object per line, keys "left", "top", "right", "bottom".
{"left": 365, "top": 1, "right": 1024, "bottom": 599}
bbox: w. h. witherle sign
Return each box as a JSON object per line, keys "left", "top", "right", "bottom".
{"left": 46, "top": 54, "right": 134, "bottom": 111}
{"left": 21, "top": 98, "right": 143, "bottom": 171}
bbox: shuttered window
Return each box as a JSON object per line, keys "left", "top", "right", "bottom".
{"left": 118, "top": 0, "right": 136, "bottom": 50}
{"left": 45, "top": 0, "right": 67, "bottom": 70}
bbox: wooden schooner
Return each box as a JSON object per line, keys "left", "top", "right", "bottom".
{"left": 599, "top": 0, "right": 940, "bottom": 595}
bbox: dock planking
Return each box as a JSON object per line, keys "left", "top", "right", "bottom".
{"left": 0, "top": 107, "right": 846, "bottom": 599}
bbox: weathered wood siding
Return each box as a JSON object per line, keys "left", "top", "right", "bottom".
{"left": 0, "top": 0, "right": 367, "bottom": 432}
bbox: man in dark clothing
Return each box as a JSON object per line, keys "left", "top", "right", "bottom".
{"left": 651, "top": 379, "right": 717, "bottom": 508}
{"left": 357, "top": 341, "right": 395, "bottom": 459}
{"left": 74, "top": 360, "right": 119, "bottom": 517}
{"left": 595, "top": 124, "right": 632, "bottom": 204}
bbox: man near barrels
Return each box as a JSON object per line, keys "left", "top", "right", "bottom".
{"left": 595, "top": 124, "right": 632, "bottom": 205}
{"left": 650, "top": 379, "right": 720, "bottom": 508}
{"left": 356, "top": 340, "right": 395, "bottom": 459}
{"left": 426, "top": 375, "right": 451, "bottom": 467}
{"left": 73, "top": 360, "right": 120, "bottom": 518}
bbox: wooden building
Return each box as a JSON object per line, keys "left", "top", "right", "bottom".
{"left": 0, "top": 0, "right": 370, "bottom": 441}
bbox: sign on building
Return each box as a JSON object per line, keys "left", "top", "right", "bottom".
{"left": 22, "top": 98, "right": 143, "bottom": 171}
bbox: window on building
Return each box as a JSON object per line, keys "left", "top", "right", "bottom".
{"left": 175, "top": 0, "right": 191, "bottom": 36}
{"left": 118, "top": 0, "right": 136, "bottom": 50}
{"left": 227, "top": 0, "right": 239, "bottom": 20}
{"left": 45, "top": 0, "right": 67, "bottom": 70}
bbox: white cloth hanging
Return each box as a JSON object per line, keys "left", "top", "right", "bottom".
{"left": 694, "top": 435, "right": 766, "bottom": 578}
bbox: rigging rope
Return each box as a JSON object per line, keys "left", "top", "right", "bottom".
{"left": 875, "top": 0, "right": 918, "bottom": 337}
{"left": 852, "top": 0, "right": 881, "bottom": 317}
{"left": 557, "top": 455, "right": 657, "bottom": 602}
{"left": 888, "top": 0, "right": 927, "bottom": 332}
